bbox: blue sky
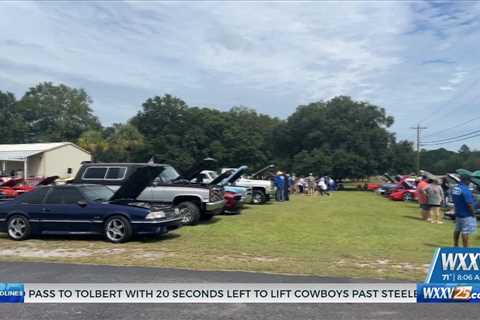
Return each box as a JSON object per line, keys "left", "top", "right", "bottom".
{"left": 1, "top": 1, "right": 479, "bottom": 150}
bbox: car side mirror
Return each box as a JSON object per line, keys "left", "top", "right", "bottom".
{"left": 77, "top": 200, "right": 88, "bottom": 207}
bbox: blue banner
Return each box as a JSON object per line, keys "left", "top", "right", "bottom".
{"left": 425, "top": 247, "right": 480, "bottom": 284}
{"left": 0, "top": 283, "right": 24, "bottom": 303}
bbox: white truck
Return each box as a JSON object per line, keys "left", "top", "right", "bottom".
{"left": 222, "top": 164, "right": 275, "bottom": 204}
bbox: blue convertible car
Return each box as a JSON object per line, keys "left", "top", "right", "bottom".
{"left": 0, "top": 166, "right": 182, "bottom": 243}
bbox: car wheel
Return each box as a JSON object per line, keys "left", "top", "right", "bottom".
{"left": 201, "top": 213, "right": 215, "bottom": 220}
{"left": 403, "top": 192, "right": 413, "bottom": 201}
{"left": 252, "top": 190, "right": 266, "bottom": 204}
{"left": 7, "top": 215, "right": 31, "bottom": 241}
{"left": 104, "top": 216, "right": 132, "bottom": 243}
{"left": 177, "top": 201, "right": 200, "bottom": 226}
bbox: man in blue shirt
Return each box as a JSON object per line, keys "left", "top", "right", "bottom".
{"left": 274, "top": 171, "right": 285, "bottom": 202}
{"left": 451, "top": 171, "right": 478, "bottom": 247}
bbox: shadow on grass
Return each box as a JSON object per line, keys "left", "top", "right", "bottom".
{"left": 403, "top": 215, "right": 424, "bottom": 221}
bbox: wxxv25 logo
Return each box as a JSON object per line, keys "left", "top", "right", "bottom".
{"left": 417, "top": 248, "right": 480, "bottom": 303}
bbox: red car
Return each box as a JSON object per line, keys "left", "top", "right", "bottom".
{"left": 0, "top": 176, "right": 58, "bottom": 198}
{"left": 223, "top": 191, "right": 242, "bottom": 214}
{"left": 388, "top": 178, "right": 417, "bottom": 201}
{"left": 0, "top": 178, "right": 22, "bottom": 198}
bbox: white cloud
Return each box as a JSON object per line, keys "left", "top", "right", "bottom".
{"left": 0, "top": 1, "right": 480, "bottom": 149}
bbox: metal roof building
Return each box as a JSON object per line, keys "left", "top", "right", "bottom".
{"left": 0, "top": 142, "right": 91, "bottom": 179}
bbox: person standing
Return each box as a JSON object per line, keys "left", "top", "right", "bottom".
{"left": 318, "top": 177, "right": 329, "bottom": 196}
{"left": 425, "top": 179, "right": 444, "bottom": 224}
{"left": 298, "top": 176, "right": 305, "bottom": 194}
{"left": 283, "top": 172, "right": 290, "bottom": 201}
{"left": 451, "top": 172, "right": 478, "bottom": 247}
{"left": 307, "top": 173, "right": 316, "bottom": 196}
{"left": 274, "top": 171, "right": 285, "bottom": 202}
{"left": 441, "top": 177, "right": 450, "bottom": 209}
{"left": 416, "top": 175, "right": 430, "bottom": 221}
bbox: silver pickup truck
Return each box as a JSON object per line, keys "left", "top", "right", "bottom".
{"left": 72, "top": 162, "right": 225, "bottom": 226}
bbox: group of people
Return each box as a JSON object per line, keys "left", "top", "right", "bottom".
{"left": 416, "top": 173, "right": 478, "bottom": 247}
{"left": 294, "top": 174, "right": 335, "bottom": 196}
{"left": 273, "top": 171, "right": 293, "bottom": 202}
{"left": 273, "top": 172, "right": 336, "bottom": 201}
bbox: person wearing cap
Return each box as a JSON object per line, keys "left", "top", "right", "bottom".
{"left": 306, "top": 173, "right": 316, "bottom": 196}
{"left": 451, "top": 171, "right": 478, "bottom": 247}
{"left": 417, "top": 175, "right": 431, "bottom": 221}
{"left": 424, "top": 178, "right": 444, "bottom": 224}
{"left": 274, "top": 171, "right": 285, "bottom": 201}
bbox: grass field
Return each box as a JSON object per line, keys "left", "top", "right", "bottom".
{"left": 0, "top": 192, "right": 477, "bottom": 280}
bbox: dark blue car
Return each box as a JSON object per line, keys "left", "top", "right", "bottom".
{"left": 0, "top": 166, "right": 182, "bottom": 243}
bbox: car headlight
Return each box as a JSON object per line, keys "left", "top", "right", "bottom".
{"left": 145, "top": 211, "right": 166, "bottom": 220}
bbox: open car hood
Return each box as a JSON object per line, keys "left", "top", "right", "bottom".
{"left": 210, "top": 165, "right": 248, "bottom": 186}
{"left": 251, "top": 164, "right": 275, "bottom": 179}
{"left": 37, "top": 176, "right": 59, "bottom": 186}
{"left": 180, "top": 158, "right": 218, "bottom": 181}
{"left": 382, "top": 173, "right": 396, "bottom": 183}
{"left": 110, "top": 165, "right": 165, "bottom": 201}
{"left": 0, "top": 178, "right": 23, "bottom": 188}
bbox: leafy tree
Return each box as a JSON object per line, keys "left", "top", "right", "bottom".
{"left": 105, "top": 123, "right": 145, "bottom": 162}
{"left": 77, "top": 130, "right": 108, "bottom": 161}
{"left": 17, "top": 82, "right": 101, "bottom": 142}
{"left": 276, "top": 96, "right": 396, "bottom": 178}
{"left": 0, "top": 91, "right": 26, "bottom": 143}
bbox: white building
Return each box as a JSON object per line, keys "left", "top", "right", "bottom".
{"left": 0, "top": 142, "right": 91, "bottom": 179}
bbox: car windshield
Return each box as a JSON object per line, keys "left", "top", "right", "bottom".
{"left": 156, "top": 166, "right": 180, "bottom": 183}
{"left": 81, "top": 185, "right": 114, "bottom": 202}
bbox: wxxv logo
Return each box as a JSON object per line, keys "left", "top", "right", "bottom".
{"left": 417, "top": 284, "right": 479, "bottom": 303}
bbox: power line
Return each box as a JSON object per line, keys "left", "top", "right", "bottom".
{"left": 422, "top": 115, "right": 480, "bottom": 139}
{"left": 418, "top": 75, "right": 480, "bottom": 125}
{"left": 420, "top": 132, "right": 480, "bottom": 147}
{"left": 422, "top": 128, "right": 480, "bottom": 144}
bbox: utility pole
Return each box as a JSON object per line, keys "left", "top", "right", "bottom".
{"left": 410, "top": 124, "right": 427, "bottom": 175}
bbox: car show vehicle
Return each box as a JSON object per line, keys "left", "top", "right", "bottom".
{"left": 191, "top": 170, "right": 218, "bottom": 184}
{"left": 376, "top": 174, "right": 399, "bottom": 196}
{"left": 223, "top": 191, "right": 243, "bottom": 214}
{"left": 0, "top": 165, "right": 182, "bottom": 243}
{"left": 72, "top": 159, "right": 225, "bottom": 226}
{"left": 210, "top": 166, "right": 252, "bottom": 204}
{"left": 223, "top": 165, "right": 275, "bottom": 204}
{"left": 388, "top": 177, "right": 417, "bottom": 201}
{"left": 0, "top": 176, "right": 60, "bottom": 198}
{"left": 0, "top": 178, "right": 21, "bottom": 198}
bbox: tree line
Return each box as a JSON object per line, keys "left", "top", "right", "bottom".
{"left": 2, "top": 81, "right": 463, "bottom": 179}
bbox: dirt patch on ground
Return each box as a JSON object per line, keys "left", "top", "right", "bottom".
{"left": 0, "top": 247, "right": 127, "bottom": 258}
{"left": 336, "top": 258, "right": 430, "bottom": 274}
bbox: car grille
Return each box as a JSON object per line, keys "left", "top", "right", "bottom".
{"left": 209, "top": 186, "right": 224, "bottom": 202}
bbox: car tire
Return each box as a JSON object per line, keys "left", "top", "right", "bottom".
{"left": 7, "top": 215, "right": 31, "bottom": 241}
{"left": 201, "top": 213, "right": 215, "bottom": 220}
{"left": 104, "top": 215, "right": 132, "bottom": 243}
{"left": 177, "top": 201, "right": 200, "bottom": 226}
{"left": 252, "top": 190, "right": 266, "bottom": 204}
{"left": 403, "top": 192, "right": 413, "bottom": 201}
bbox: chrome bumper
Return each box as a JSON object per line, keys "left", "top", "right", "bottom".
{"left": 205, "top": 200, "right": 225, "bottom": 213}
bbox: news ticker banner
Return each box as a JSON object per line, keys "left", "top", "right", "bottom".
{"left": 1, "top": 283, "right": 416, "bottom": 303}
{"left": 2, "top": 247, "right": 480, "bottom": 304}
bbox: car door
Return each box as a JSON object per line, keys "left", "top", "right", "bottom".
{"left": 41, "top": 187, "right": 98, "bottom": 233}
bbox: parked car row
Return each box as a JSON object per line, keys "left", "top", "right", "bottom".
{"left": 370, "top": 173, "right": 418, "bottom": 202}
{"left": 0, "top": 159, "right": 278, "bottom": 243}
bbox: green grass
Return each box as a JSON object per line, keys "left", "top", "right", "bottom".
{"left": 1, "top": 192, "right": 477, "bottom": 280}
